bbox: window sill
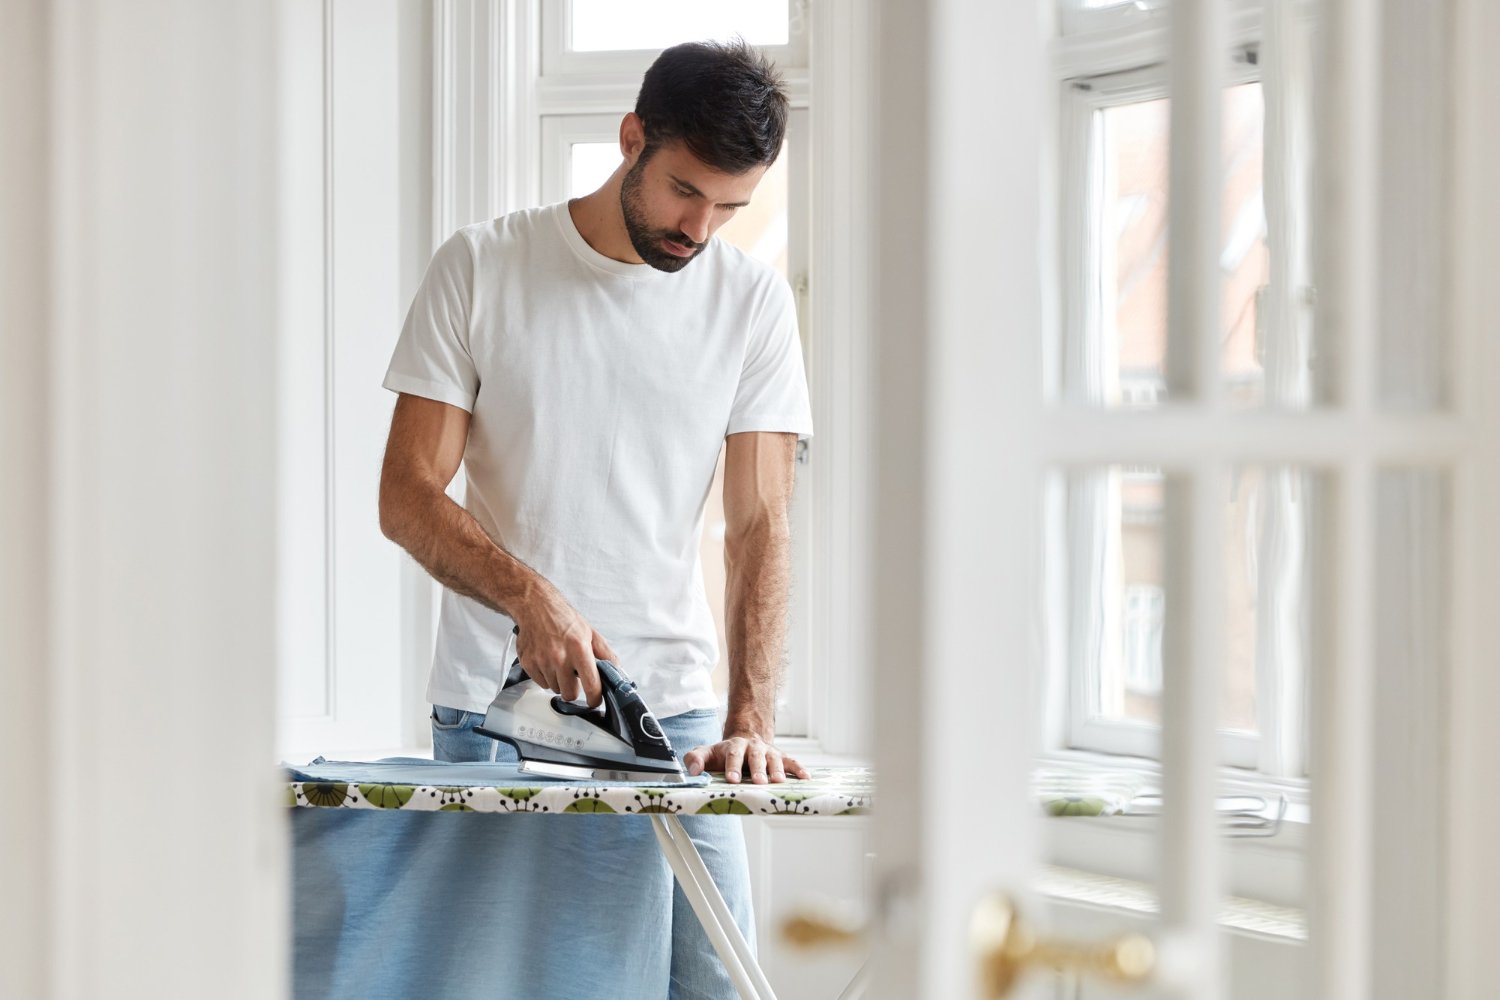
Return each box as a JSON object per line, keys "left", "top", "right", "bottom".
{"left": 1039, "top": 864, "right": 1306, "bottom": 944}
{"left": 1038, "top": 748, "right": 1309, "bottom": 909}
{"left": 771, "top": 736, "right": 868, "bottom": 770}
{"left": 1040, "top": 746, "right": 1310, "bottom": 813}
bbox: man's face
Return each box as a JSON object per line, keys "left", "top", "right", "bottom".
{"left": 620, "top": 140, "right": 767, "bottom": 273}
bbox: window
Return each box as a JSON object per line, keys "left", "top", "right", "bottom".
{"left": 537, "top": 4, "right": 815, "bottom": 737}
{"left": 430, "top": 0, "right": 864, "bottom": 752}
{"left": 542, "top": 0, "right": 808, "bottom": 77}
{"left": 1054, "top": 44, "right": 1313, "bottom": 778}
{"left": 568, "top": 0, "right": 792, "bottom": 52}
{"left": 1122, "top": 584, "right": 1164, "bottom": 695}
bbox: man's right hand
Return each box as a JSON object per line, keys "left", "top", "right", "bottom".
{"left": 512, "top": 590, "right": 618, "bottom": 708}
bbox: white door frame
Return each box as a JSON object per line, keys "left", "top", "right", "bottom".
{"left": 868, "top": 0, "right": 1047, "bottom": 996}
{"left": 870, "top": 1, "right": 1494, "bottom": 998}
{"left": 1446, "top": 0, "right": 1500, "bottom": 995}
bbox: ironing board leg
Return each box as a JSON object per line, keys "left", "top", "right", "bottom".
{"left": 650, "top": 813, "right": 778, "bottom": 1000}
{"left": 836, "top": 958, "right": 870, "bottom": 1000}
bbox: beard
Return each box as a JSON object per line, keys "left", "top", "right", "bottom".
{"left": 620, "top": 158, "right": 705, "bottom": 273}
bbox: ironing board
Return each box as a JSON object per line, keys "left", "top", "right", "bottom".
{"left": 288, "top": 760, "right": 873, "bottom": 1000}
{"left": 286, "top": 761, "right": 1149, "bottom": 999}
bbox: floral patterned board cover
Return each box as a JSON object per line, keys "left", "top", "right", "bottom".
{"left": 288, "top": 764, "right": 875, "bottom": 817}
{"left": 287, "top": 761, "right": 1144, "bottom": 817}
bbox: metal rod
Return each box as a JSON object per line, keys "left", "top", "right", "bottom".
{"left": 649, "top": 815, "right": 768, "bottom": 1000}
{"left": 661, "top": 815, "right": 779, "bottom": 1000}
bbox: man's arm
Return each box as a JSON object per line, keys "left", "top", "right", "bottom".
{"left": 682, "top": 431, "right": 810, "bottom": 783}
{"left": 379, "top": 393, "right": 615, "bottom": 705}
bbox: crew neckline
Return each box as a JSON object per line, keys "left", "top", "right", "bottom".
{"left": 554, "top": 201, "right": 669, "bottom": 281}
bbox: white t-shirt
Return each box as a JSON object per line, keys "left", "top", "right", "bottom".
{"left": 383, "top": 201, "right": 814, "bottom": 718}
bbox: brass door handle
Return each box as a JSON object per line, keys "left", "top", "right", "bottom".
{"left": 784, "top": 895, "right": 1153, "bottom": 998}
{"left": 971, "top": 895, "right": 1154, "bottom": 998}
{"left": 781, "top": 909, "right": 865, "bottom": 949}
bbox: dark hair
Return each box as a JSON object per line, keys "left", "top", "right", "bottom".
{"left": 634, "top": 39, "right": 788, "bottom": 174}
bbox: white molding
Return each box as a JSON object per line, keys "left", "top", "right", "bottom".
{"left": 322, "top": 0, "right": 340, "bottom": 722}
{"left": 434, "top": 0, "right": 540, "bottom": 235}
{"left": 805, "top": 0, "right": 874, "bottom": 756}
{"left": 279, "top": 0, "right": 418, "bottom": 759}
{"left": 275, "top": 0, "right": 337, "bottom": 732}
{"left": 782, "top": 105, "right": 814, "bottom": 739}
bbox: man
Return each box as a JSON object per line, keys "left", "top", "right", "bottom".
{"left": 378, "top": 40, "right": 812, "bottom": 998}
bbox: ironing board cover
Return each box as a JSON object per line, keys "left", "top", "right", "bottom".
{"left": 287, "top": 759, "right": 1143, "bottom": 817}
{"left": 288, "top": 758, "right": 873, "bottom": 817}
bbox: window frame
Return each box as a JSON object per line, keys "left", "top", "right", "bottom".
{"left": 535, "top": 108, "right": 815, "bottom": 737}
{"left": 1053, "top": 43, "right": 1310, "bottom": 778}
{"left": 529, "top": 9, "right": 821, "bottom": 742}
{"left": 429, "top": 0, "right": 874, "bottom": 758}
{"left": 540, "top": 0, "right": 810, "bottom": 78}
{"left": 1056, "top": 0, "right": 1172, "bottom": 40}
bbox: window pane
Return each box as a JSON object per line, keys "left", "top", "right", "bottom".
{"left": 569, "top": 142, "right": 620, "bottom": 198}
{"left": 570, "top": 0, "right": 789, "bottom": 53}
{"left": 1101, "top": 83, "right": 1268, "bottom": 407}
{"left": 1069, "top": 463, "right": 1319, "bottom": 745}
{"left": 712, "top": 142, "right": 789, "bottom": 276}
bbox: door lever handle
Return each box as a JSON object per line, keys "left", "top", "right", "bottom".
{"left": 781, "top": 909, "right": 864, "bottom": 949}
{"left": 971, "top": 894, "right": 1155, "bottom": 997}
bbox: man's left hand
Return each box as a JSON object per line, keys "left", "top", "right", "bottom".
{"left": 683, "top": 733, "right": 810, "bottom": 784}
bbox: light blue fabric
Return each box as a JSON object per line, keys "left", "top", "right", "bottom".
{"left": 292, "top": 707, "right": 754, "bottom": 1000}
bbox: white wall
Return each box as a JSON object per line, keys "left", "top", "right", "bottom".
{"left": 2, "top": 1, "right": 287, "bottom": 997}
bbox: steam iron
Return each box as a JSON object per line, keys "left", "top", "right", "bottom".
{"left": 474, "top": 656, "right": 688, "bottom": 783}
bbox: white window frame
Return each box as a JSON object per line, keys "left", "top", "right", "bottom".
{"left": 430, "top": 0, "right": 870, "bottom": 752}
{"left": 536, "top": 109, "right": 814, "bottom": 737}
{"left": 1056, "top": 55, "right": 1274, "bottom": 773}
{"left": 540, "top": 0, "right": 810, "bottom": 79}
{"left": 1056, "top": 0, "right": 1172, "bottom": 40}
{"left": 1050, "top": 8, "right": 1323, "bottom": 789}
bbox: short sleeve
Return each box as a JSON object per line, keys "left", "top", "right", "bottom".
{"left": 382, "top": 230, "right": 479, "bottom": 412}
{"left": 725, "top": 278, "right": 814, "bottom": 439}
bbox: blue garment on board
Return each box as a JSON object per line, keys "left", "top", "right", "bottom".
{"left": 291, "top": 707, "right": 753, "bottom": 1000}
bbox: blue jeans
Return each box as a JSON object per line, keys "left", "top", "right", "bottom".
{"left": 292, "top": 707, "right": 754, "bottom": 1000}
{"left": 430, "top": 704, "right": 754, "bottom": 1000}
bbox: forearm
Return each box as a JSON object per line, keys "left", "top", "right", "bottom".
{"left": 723, "top": 516, "right": 792, "bottom": 740}
{"left": 381, "top": 479, "right": 550, "bottom": 621}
